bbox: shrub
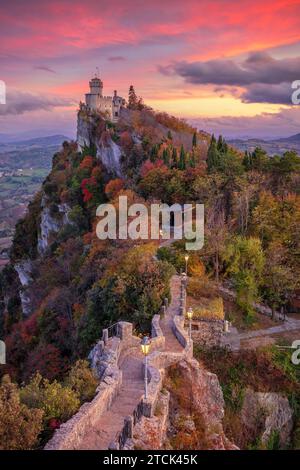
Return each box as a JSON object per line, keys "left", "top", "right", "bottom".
{"left": 20, "top": 372, "right": 80, "bottom": 425}
{"left": 0, "top": 375, "right": 43, "bottom": 450}
{"left": 64, "top": 360, "right": 97, "bottom": 403}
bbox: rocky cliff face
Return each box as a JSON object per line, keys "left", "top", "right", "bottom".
{"left": 14, "top": 259, "right": 33, "bottom": 316}
{"left": 38, "top": 198, "right": 71, "bottom": 254}
{"left": 130, "top": 358, "right": 238, "bottom": 450}
{"left": 241, "top": 388, "right": 293, "bottom": 448}
{"left": 77, "top": 109, "right": 123, "bottom": 176}
{"left": 167, "top": 358, "right": 238, "bottom": 450}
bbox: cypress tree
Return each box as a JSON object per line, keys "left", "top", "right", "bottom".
{"left": 150, "top": 144, "right": 158, "bottom": 162}
{"left": 171, "top": 147, "right": 178, "bottom": 168}
{"left": 128, "top": 85, "right": 138, "bottom": 109}
{"left": 207, "top": 134, "right": 221, "bottom": 173}
{"left": 192, "top": 131, "right": 197, "bottom": 148}
{"left": 189, "top": 151, "right": 196, "bottom": 168}
{"left": 165, "top": 148, "right": 170, "bottom": 166}
{"left": 217, "top": 135, "right": 228, "bottom": 153}
{"left": 179, "top": 144, "right": 186, "bottom": 170}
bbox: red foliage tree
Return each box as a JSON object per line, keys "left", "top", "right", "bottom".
{"left": 79, "top": 155, "right": 94, "bottom": 170}
{"left": 23, "top": 343, "right": 67, "bottom": 382}
{"left": 104, "top": 178, "right": 124, "bottom": 199}
{"left": 140, "top": 159, "right": 166, "bottom": 177}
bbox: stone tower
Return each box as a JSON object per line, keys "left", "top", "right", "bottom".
{"left": 89, "top": 76, "right": 103, "bottom": 96}
{"left": 83, "top": 71, "right": 124, "bottom": 122}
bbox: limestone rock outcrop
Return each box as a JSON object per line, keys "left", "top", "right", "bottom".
{"left": 241, "top": 388, "right": 293, "bottom": 448}
{"left": 38, "top": 200, "right": 71, "bottom": 254}
{"left": 77, "top": 109, "right": 123, "bottom": 176}
{"left": 171, "top": 358, "right": 238, "bottom": 450}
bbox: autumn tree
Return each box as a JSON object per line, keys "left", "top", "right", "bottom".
{"left": 20, "top": 372, "right": 80, "bottom": 425}
{"left": 105, "top": 178, "right": 125, "bottom": 199}
{"left": 64, "top": 360, "right": 97, "bottom": 403}
{"left": 0, "top": 375, "right": 43, "bottom": 450}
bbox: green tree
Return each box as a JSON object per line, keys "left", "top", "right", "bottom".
{"left": 20, "top": 373, "right": 80, "bottom": 425}
{"left": 222, "top": 236, "right": 265, "bottom": 320}
{"left": 178, "top": 144, "right": 186, "bottom": 170}
{"left": 207, "top": 134, "right": 221, "bottom": 173}
{"left": 171, "top": 147, "right": 178, "bottom": 168}
{"left": 64, "top": 360, "right": 97, "bottom": 403}
{"left": 263, "top": 243, "right": 297, "bottom": 318}
{"left": 217, "top": 135, "right": 228, "bottom": 153}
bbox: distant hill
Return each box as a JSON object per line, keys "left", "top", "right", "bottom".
{"left": 0, "top": 134, "right": 70, "bottom": 147}
{"left": 0, "top": 135, "right": 71, "bottom": 171}
{"left": 229, "top": 133, "right": 300, "bottom": 156}
{"left": 277, "top": 133, "right": 300, "bottom": 143}
{"left": 10, "top": 134, "right": 71, "bottom": 147}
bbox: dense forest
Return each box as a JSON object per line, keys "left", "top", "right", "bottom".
{"left": 0, "top": 88, "right": 299, "bottom": 449}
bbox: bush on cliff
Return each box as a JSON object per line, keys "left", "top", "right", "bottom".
{"left": 64, "top": 360, "right": 97, "bottom": 402}
{"left": 0, "top": 375, "right": 43, "bottom": 450}
{"left": 20, "top": 372, "right": 80, "bottom": 426}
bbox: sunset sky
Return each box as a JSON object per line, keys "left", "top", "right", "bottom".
{"left": 1, "top": 0, "right": 300, "bottom": 139}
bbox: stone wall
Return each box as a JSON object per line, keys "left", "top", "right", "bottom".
{"left": 45, "top": 321, "right": 138, "bottom": 450}
{"left": 44, "top": 349, "right": 122, "bottom": 450}
{"left": 151, "top": 314, "right": 165, "bottom": 351}
{"left": 190, "top": 319, "right": 224, "bottom": 348}
{"left": 172, "top": 312, "right": 193, "bottom": 358}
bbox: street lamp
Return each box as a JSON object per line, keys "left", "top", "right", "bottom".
{"left": 185, "top": 255, "right": 189, "bottom": 275}
{"left": 141, "top": 336, "right": 151, "bottom": 399}
{"left": 187, "top": 307, "right": 193, "bottom": 342}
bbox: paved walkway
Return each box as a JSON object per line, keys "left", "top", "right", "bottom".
{"left": 160, "top": 275, "right": 184, "bottom": 353}
{"left": 223, "top": 318, "right": 300, "bottom": 351}
{"left": 78, "top": 353, "right": 144, "bottom": 450}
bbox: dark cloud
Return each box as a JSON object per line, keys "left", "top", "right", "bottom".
{"left": 160, "top": 52, "right": 300, "bottom": 85}
{"left": 159, "top": 52, "right": 300, "bottom": 103}
{"left": 0, "top": 91, "right": 74, "bottom": 116}
{"left": 241, "top": 82, "right": 293, "bottom": 105}
{"left": 34, "top": 65, "right": 56, "bottom": 73}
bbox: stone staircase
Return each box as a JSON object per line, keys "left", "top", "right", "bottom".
{"left": 45, "top": 274, "right": 190, "bottom": 450}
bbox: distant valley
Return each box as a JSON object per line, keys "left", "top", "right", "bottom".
{"left": 0, "top": 134, "right": 70, "bottom": 268}
{"left": 229, "top": 133, "right": 300, "bottom": 156}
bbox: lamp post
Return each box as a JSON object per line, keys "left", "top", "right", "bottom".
{"left": 185, "top": 255, "right": 189, "bottom": 275}
{"left": 187, "top": 307, "right": 193, "bottom": 342}
{"left": 141, "top": 336, "right": 151, "bottom": 400}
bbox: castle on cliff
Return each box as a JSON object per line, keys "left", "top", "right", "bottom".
{"left": 81, "top": 72, "right": 125, "bottom": 122}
